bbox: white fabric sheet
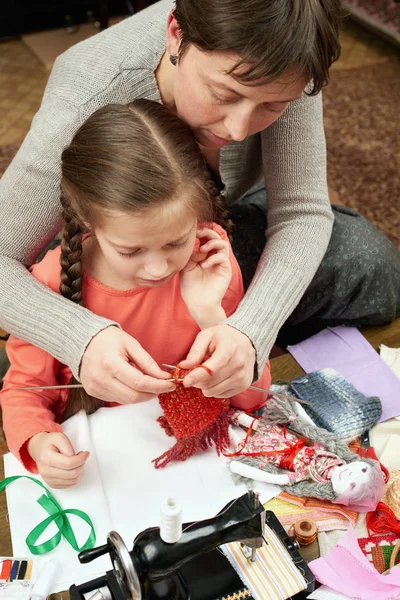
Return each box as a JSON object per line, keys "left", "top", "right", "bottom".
{"left": 5, "top": 400, "right": 280, "bottom": 592}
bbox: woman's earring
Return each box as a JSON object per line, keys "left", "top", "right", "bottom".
{"left": 169, "top": 54, "right": 178, "bottom": 66}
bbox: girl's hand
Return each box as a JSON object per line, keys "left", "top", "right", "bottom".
{"left": 27, "top": 432, "right": 90, "bottom": 489}
{"left": 178, "top": 324, "right": 256, "bottom": 397}
{"left": 80, "top": 328, "right": 175, "bottom": 403}
{"left": 180, "top": 228, "right": 232, "bottom": 329}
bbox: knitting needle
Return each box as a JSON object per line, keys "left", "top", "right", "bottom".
{"left": 16, "top": 378, "right": 186, "bottom": 391}
{"left": 161, "top": 364, "right": 312, "bottom": 405}
{"left": 16, "top": 368, "right": 311, "bottom": 406}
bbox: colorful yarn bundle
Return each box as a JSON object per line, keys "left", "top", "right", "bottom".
{"left": 153, "top": 367, "right": 231, "bottom": 469}
{"left": 366, "top": 470, "right": 400, "bottom": 536}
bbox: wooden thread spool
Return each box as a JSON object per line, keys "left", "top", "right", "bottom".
{"left": 289, "top": 519, "right": 318, "bottom": 546}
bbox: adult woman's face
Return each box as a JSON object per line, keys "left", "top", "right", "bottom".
{"left": 162, "top": 15, "right": 308, "bottom": 149}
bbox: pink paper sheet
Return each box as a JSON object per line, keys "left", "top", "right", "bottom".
{"left": 288, "top": 326, "right": 400, "bottom": 422}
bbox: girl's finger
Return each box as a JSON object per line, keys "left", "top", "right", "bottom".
{"left": 108, "top": 362, "right": 175, "bottom": 397}
{"left": 44, "top": 478, "right": 80, "bottom": 489}
{"left": 47, "top": 450, "right": 89, "bottom": 470}
{"left": 199, "top": 240, "right": 227, "bottom": 253}
{"left": 123, "top": 337, "right": 171, "bottom": 380}
{"left": 47, "top": 464, "right": 85, "bottom": 481}
{"left": 103, "top": 376, "right": 170, "bottom": 404}
{"left": 202, "top": 254, "right": 230, "bottom": 269}
{"left": 50, "top": 434, "right": 76, "bottom": 457}
{"left": 196, "top": 228, "right": 221, "bottom": 239}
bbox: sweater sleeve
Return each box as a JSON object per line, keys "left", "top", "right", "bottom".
{"left": 0, "top": 335, "right": 66, "bottom": 472}
{"left": 225, "top": 92, "right": 334, "bottom": 377}
{"left": 0, "top": 255, "right": 75, "bottom": 472}
{"left": 0, "top": 79, "right": 118, "bottom": 378}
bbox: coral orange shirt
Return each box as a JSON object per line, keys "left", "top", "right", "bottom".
{"left": 0, "top": 223, "right": 271, "bottom": 471}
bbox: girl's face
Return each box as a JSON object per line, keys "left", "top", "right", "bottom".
{"left": 90, "top": 201, "right": 198, "bottom": 290}
{"left": 162, "top": 14, "right": 307, "bottom": 149}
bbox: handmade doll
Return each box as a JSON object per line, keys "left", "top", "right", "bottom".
{"left": 228, "top": 397, "right": 385, "bottom": 512}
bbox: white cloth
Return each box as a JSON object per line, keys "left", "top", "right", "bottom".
{"left": 5, "top": 400, "right": 280, "bottom": 592}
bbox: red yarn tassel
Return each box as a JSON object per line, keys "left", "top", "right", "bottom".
{"left": 152, "top": 367, "right": 231, "bottom": 469}
{"left": 366, "top": 501, "right": 400, "bottom": 536}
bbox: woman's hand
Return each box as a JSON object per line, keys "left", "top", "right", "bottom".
{"left": 80, "top": 327, "right": 175, "bottom": 403}
{"left": 180, "top": 228, "right": 232, "bottom": 329}
{"left": 27, "top": 432, "right": 90, "bottom": 489}
{"left": 178, "top": 324, "right": 256, "bottom": 397}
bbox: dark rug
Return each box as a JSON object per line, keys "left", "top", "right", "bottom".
{"left": 1, "top": 62, "right": 399, "bottom": 249}
{"left": 323, "top": 58, "right": 400, "bottom": 248}
{"left": 344, "top": 0, "right": 400, "bottom": 40}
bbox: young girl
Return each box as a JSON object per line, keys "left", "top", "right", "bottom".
{"left": 0, "top": 99, "right": 271, "bottom": 489}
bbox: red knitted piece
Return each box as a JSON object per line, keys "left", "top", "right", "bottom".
{"left": 153, "top": 367, "right": 231, "bottom": 468}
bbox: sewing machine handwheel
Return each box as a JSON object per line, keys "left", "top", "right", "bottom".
{"left": 78, "top": 542, "right": 109, "bottom": 563}
{"left": 108, "top": 531, "right": 142, "bottom": 600}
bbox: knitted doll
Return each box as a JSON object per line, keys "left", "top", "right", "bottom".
{"left": 228, "top": 397, "right": 385, "bottom": 512}
{"left": 153, "top": 367, "right": 232, "bottom": 468}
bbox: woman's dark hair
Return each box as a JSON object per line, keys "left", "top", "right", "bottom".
{"left": 59, "top": 99, "right": 227, "bottom": 420}
{"left": 174, "top": 0, "right": 342, "bottom": 94}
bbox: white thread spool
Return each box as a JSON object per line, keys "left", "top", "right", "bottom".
{"left": 160, "top": 497, "right": 182, "bottom": 543}
{"left": 86, "top": 587, "right": 113, "bottom": 600}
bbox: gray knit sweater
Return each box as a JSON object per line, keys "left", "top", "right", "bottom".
{"left": 0, "top": 0, "right": 334, "bottom": 378}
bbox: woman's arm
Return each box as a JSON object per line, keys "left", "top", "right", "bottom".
{"left": 225, "top": 91, "right": 334, "bottom": 376}
{"left": 0, "top": 88, "right": 118, "bottom": 378}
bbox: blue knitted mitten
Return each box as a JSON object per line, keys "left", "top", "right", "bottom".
{"left": 290, "top": 368, "right": 381, "bottom": 441}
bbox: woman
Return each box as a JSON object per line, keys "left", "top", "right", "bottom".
{"left": 0, "top": 0, "right": 398, "bottom": 404}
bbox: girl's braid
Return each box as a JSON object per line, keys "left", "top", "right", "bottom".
{"left": 59, "top": 195, "right": 85, "bottom": 305}
{"left": 59, "top": 194, "right": 104, "bottom": 422}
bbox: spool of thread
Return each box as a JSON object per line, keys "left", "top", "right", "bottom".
{"left": 86, "top": 587, "right": 113, "bottom": 600}
{"left": 288, "top": 519, "right": 318, "bottom": 546}
{"left": 160, "top": 497, "right": 182, "bottom": 543}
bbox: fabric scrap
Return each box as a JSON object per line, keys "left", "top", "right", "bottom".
{"left": 221, "top": 523, "right": 308, "bottom": 600}
{"left": 290, "top": 368, "right": 381, "bottom": 441}
{"left": 380, "top": 345, "right": 400, "bottom": 380}
{"left": 288, "top": 326, "right": 400, "bottom": 422}
{"left": 309, "top": 527, "right": 400, "bottom": 600}
{"left": 358, "top": 532, "right": 400, "bottom": 569}
{"left": 278, "top": 492, "right": 358, "bottom": 531}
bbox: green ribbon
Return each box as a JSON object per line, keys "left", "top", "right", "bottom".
{"left": 0, "top": 475, "right": 96, "bottom": 554}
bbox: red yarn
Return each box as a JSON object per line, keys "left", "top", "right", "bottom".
{"left": 279, "top": 438, "right": 307, "bottom": 471}
{"left": 366, "top": 501, "right": 400, "bottom": 536}
{"left": 152, "top": 367, "right": 231, "bottom": 469}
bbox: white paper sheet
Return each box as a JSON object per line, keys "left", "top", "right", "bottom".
{"left": 5, "top": 400, "right": 280, "bottom": 592}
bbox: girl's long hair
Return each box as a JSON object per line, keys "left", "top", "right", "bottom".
{"left": 60, "top": 99, "right": 228, "bottom": 421}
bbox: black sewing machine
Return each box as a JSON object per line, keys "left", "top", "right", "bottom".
{"left": 70, "top": 491, "right": 314, "bottom": 600}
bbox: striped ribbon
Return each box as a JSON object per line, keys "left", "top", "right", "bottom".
{"left": 222, "top": 524, "right": 307, "bottom": 600}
